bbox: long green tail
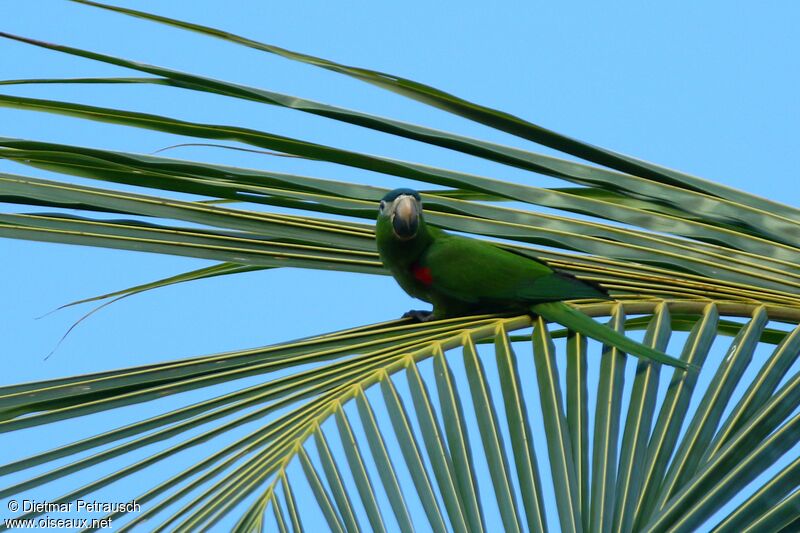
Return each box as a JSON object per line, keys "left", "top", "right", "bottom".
{"left": 532, "top": 302, "right": 695, "bottom": 371}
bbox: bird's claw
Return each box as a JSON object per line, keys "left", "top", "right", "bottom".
{"left": 402, "top": 310, "right": 434, "bottom": 322}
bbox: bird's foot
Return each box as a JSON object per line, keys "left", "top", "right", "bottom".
{"left": 402, "top": 309, "right": 434, "bottom": 322}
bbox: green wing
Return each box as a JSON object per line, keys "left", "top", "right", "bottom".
{"left": 420, "top": 233, "right": 607, "bottom": 303}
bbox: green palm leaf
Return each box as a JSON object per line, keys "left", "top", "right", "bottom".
{"left": 2, "top": 3, "right": 799, "bottom": 531}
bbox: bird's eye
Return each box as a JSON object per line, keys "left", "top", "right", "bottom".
{"left": 379, "top": 200, "right": 386, "bottom": 211}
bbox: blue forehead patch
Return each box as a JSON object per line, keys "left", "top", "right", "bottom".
{"left": 381, "top": 188, "right": 421, "bottom": 202}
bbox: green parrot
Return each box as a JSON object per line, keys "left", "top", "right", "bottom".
{"left": 375, "top": 188, "right": 691, "bottom": 370}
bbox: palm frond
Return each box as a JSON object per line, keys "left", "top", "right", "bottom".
{"left": 2, "top": 3, "right": 799, "bottom": 531}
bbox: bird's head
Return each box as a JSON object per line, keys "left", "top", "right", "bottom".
{"left": 378, "top": 188, "right": 423, "bottom": 241}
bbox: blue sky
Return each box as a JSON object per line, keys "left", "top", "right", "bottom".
{"left": 2, "top": 0, "right": 800, "bottom": 530}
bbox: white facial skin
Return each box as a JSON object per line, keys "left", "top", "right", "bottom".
{"left": 380, "top": 194, "right": 421, "bottom": 240}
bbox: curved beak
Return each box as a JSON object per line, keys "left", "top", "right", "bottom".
{"left": 392, "top": 195, "right": 419, "bottom": 239}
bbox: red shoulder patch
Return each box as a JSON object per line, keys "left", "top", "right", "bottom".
{"left": 410, "top": 262, "right": 433, "bottom": 286}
